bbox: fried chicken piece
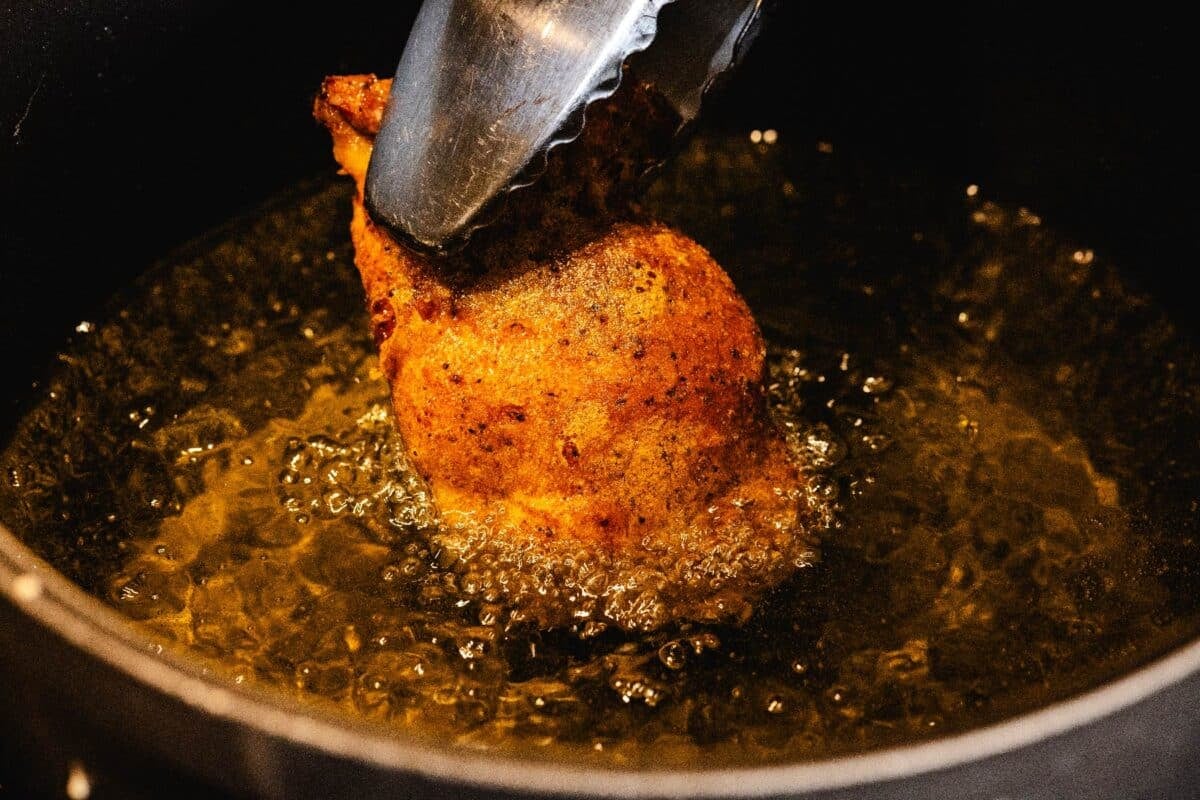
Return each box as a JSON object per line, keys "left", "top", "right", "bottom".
{"left": 315, "top": 75, "right": 826, "bottom": 631}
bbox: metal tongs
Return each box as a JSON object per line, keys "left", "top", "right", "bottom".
{"left": 365, "top": 0, "right": 763, "bottom": 254}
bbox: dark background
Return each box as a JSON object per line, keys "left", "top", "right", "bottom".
{"left": 0, "top": 2, "right": 1196, "bottom": 796}
{"left": 1, "top": 3, "right": 1195, "bottom": 412}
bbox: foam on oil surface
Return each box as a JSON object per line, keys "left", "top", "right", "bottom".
{"left": 3, "top": 134, "right": 1200, "bottom": 767}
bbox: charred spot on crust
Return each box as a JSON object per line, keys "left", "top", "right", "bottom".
{"left": 369, "top": 297, "right": 395, "bottom": 346}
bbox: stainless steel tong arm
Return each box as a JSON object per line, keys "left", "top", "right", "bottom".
{"left": 364, "top": 0, "right": 762, "bottom": 254}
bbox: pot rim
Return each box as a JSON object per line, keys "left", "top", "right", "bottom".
{"left": 3, "top": 520, "right": 1198, "bottom": 797}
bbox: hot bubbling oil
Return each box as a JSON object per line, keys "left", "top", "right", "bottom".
{"left": 3, "top": 133, "right": 1200, "bottom": 768}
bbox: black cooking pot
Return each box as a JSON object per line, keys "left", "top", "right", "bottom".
{"left": 2, "top": 4, "right": 1197, "bottom": 798}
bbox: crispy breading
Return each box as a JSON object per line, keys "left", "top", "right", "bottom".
{"left": 315, "top": 75, "right": 824, "bottom": 630}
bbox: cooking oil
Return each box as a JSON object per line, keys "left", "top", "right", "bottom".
{"left": 3, "top": 132, "right": 1199, "bottom": 768}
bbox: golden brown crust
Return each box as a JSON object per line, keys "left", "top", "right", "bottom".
{"left": 315, "top": 75, "right": 824, "bottom": 630}
{"left": 314, "top": 74, "right": 390, "bottom": 136}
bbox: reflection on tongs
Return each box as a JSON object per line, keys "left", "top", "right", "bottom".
{"left": 364, "top": 0, "right": 763, "bottom": 254}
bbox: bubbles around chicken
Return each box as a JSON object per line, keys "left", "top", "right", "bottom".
{"left": 4, "top": 132, "right": 1200, "bottom": 768}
